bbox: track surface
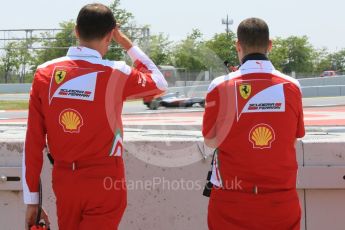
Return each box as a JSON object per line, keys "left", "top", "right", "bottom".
{"left": 1, "top": 105, "right": 344, "bottom": 127}
{"left": 122, "top": 106, "right": 345, "bottom": 127}
{"left": 0, "top": 95, "right": 344, "bottom": 127}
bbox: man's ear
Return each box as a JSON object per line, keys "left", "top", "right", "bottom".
{"left": 236, "top": 40, "right": 241, "bottom": 53}
{"left": 105, "top": 30, "right": 113, "bottom": 43}
{"left": 74, "top": 26, "right": 80, "bottom": 39}
{"left": 267, "top": 40, "right": 273, "bottom": 52}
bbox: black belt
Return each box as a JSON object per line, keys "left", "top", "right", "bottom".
{"left": 54, "top": 157, "right": 121, "bottom": 171}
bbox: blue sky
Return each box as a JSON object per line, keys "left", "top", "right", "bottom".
{"left": 1, "top": 0, "right": 343, "bottom": 51}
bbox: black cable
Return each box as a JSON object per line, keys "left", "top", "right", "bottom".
{"left": 224, "top": 61, "right": 230, "bottom": 74}
{"left": 203, "top": 149, "right": 217, "bottom": 197}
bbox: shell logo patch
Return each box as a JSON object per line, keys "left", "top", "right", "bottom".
{"left": 54, "top": 70, "right": 67, "bottom": 84}
{"left": 249, "top": 124, "right": 275, "bottom": 149}
{"left": 59, "top": 109, "right": 83, "bottom": 133}
{"left": 239, "top": 83, "right": 251, "bottom": 99}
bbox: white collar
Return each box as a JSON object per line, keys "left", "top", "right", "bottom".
{"left": 66, "top": 46, "right": 102, "bottom": 59}
{"left": 239, "top": 60, "right": 275, "bottom": 71}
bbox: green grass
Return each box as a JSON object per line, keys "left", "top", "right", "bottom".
{"left": 0, "top": 99, "right": 143, "bottom": 110}
{"left": 0, "top": 100, "right": 29, "bottom": 110}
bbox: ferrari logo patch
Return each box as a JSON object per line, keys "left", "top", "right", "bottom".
{"left": 54, "top": 70, "right": 67, "bottom": 84}
{"left": 239, "top": 83, "right": 251, "bottom": 99}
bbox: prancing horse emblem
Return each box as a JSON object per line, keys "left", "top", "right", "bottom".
{"left": 54, "top": 70, "right": 67, "bottom": 84}
{"left": 239, "top": 83, "right": 252, "bottom": 100}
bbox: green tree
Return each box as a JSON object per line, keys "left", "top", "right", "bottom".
{"left": 144, "top": 33, "right": 172, "bottom": 65}
{"left": 269, "top": 37, "right": 289, "bottom": 71}
{"left": 205, "top": 32, "right": 238, "bottom": 66}
{"left": 33, "top": 21, "right": 76, "bottom": 69}
{"left": 331, "top": 49, "right": 345, "bottom": 72}
{"left": 172, "top": 29, "right": 207, "bottom": 71}
{"left": 17, "top": 40, "right": 34, "bottom": 83}
{"left": 32, "top": 0, "right": 145, "bottom": 67}
{"left": 0, "top": 42, "right": 20, "bottom": 83}
{"left": 109, "top": 0, "right": 133, "bottom": 26}
{"left": 0, "top": 40, "right": 34, "bottom": 83}
{"left": 270, "top": 36, "right": 315, "bottom": 74}
{"left": 106, "top": 0, "right": 135, "bottom": 60}
{"left": 313, "top": 48, "right": 333, "bottom": 74}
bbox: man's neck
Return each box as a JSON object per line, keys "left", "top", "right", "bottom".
{"left": 78, "top": 41, "right": 105, "bottom": 57}
{"left": 241, "top": 53, "right": 268, "bottom": 64}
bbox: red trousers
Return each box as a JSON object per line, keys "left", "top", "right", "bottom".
{"left": 208, "top": 188, "right": 301, "bottom": 230}
{"left": 52, "top": 157, "right": 127, "bottom": 230}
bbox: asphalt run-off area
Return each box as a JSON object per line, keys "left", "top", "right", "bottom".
{"left": 0, "top": 95, "right": 344, "bottom": 129}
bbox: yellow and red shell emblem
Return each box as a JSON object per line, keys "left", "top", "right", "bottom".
{"left": 249, "top": 124, "right": 275, "bottom": 149}
{"left": 59, "top": 109, "right": 83, "bottom": 133}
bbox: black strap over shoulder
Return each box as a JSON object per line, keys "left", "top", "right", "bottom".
{"left": 47, "top": 153, "right": 54, "bottom": 165}
{"left": 202, "top": 149, "right": 218, "bottom": 197}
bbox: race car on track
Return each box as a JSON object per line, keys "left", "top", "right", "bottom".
{"left": 143, "top": 92, "right": 205, "bottom": 110}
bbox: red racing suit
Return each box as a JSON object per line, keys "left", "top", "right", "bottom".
{"left": 22, "top": 46, "right": 167, "bottom": 228}
{"left": 202, "top": 58, "right": 305, "bottom": 230}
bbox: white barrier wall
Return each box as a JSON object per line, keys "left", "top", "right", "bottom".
{"left": 169, "top": 76, "right": 345, "bottom": 98}
{"left": 0, "top": 83, "right": 31, "bottom": 94}
{"left": 0, "top": 127, "right": 345, "bottom": 230}
{"left": 2, "top": 76, "right": 345, "bottom": 98}
{"left": 298, "top": 75, "right": 345, "bottom": 87}
{"left": 302, "top": 85, "right": 345, "bottom": 97}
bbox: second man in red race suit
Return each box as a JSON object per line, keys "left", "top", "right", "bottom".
{"left": 23, "top": 3, "right": 168, "bottom": 229}
{"left": 203, "top": 18, "right": 305, "bottom": 230}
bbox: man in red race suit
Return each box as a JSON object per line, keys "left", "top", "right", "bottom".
{"left": 203, "top": 18, "right": 305, "bottom": 230}
{"left": 23, "top": 3, "right": 167, "bottom": 229}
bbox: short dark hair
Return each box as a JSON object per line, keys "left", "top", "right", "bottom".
{"left": 76, "top": 3, "right": 116, "bottom": 41}
{"left": 237, "top": 18, "right": 269, "bottom": 51}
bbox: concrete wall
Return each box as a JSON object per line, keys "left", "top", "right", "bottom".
{"left": 168, "top": 84, "right": 345, "bottom": 98}
{"left": 298, "top": 75, "right": 345, "bottom": 97}
{"left": 0, "top": 129, "right": 345, "bottom": 230}
{"left": 170, "top": 76, "right": 345, "bottom": 98}
{"left": 298, "top": 75, "right": 345, "bottom": 87}
{"left": 301, "top": 85, "right": 345, "bottom": 98}
{"left": 0, "top": 84, "right": 31, "bottom": 94}
{"left": 175, "top": 81, "right": 211, "bottom": 87}
{"left": 2, "top": 76, "right": 345, "bottom": 97}
{"left": 167, "top": 85, "right": 209, "bottom": 98}
{"left": 173, "top": 75, "right": 345, "bottom": 88}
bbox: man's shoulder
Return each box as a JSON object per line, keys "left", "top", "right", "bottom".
{"left": 271, "top": 70, "right": 301, "bottom": 89}
{"left": 37, "top": 56, "right": 72, "bottom": 70}
{"left": 207, "top": 71, "right": 242, "bottom": 93}
{"left": 103, "top": 59, "right": 132, "bottom": 75}
{"left": 37, "top": 56, "right": 132, "bottom": 76}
